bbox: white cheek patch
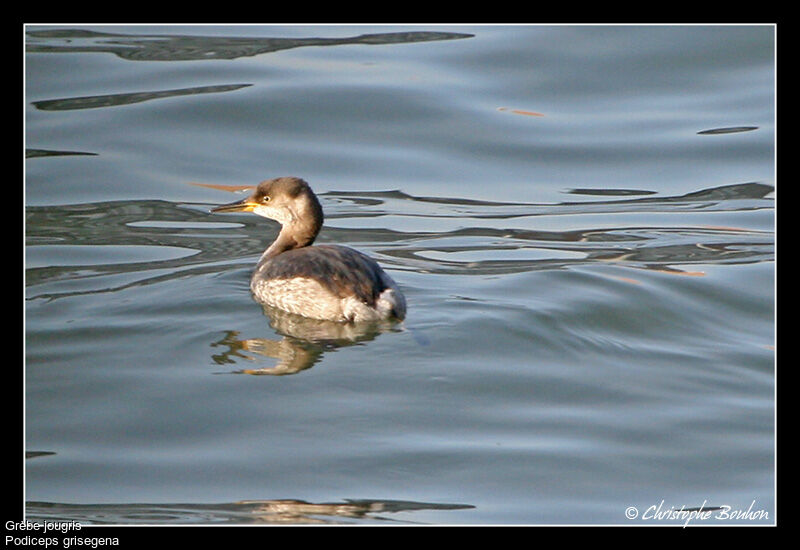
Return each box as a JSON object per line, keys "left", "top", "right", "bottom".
{"left": 253, "top": 204, "right": 293, "bottom": 224}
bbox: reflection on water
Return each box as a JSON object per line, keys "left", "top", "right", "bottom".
{"left": 566, "top": 188, "right": 658, "bottom": 197}
{"left": 697, "top": 126, "right": 760, "bottom": 135}
{"left": 32, "top": 83, "right": 252, "bottom": 112}
{"left": 25, "top": 451, "right": 56, "bottom": 459}
{"left": 27, "top": 497, "right": 474, "bottom": 525}
{"left": 25, "top": 181, "right": 774, "bottom": 300}
{"left": 325, "top": 181, "right": 773, "bottom": 214}
{"left": 212, "top": 306, "right": 403, "bottom": 375}
{"left": 25, "top": 149, "right": 98, "bottom": 158}
{"left": 26, "top": 28, "right": 474, "bottom": 62}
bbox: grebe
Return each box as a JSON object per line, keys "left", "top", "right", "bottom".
{"left": 211, "top": 177, "right": 406, "bottom": 323}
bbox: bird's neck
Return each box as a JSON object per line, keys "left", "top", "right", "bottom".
{"left": 257, "top": 221, "right": 319, "bottom": 267}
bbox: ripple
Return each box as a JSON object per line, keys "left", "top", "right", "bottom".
{"left": 697, "top": 126, "right": 759, "bottom": 135}
{"left": 25, "top": 181, "right": 773, "bottom": 296}
{"left": 26, "top": 28, "right": 474, "bottom": 62}
{"left": 32, "top": 83, "right": 252, "bottom": 111}
{"left": 26, "top": 244, "right": 198, "bottom": 268}
{"left": 26, "top": 148, "right": 98, "bottom": 158}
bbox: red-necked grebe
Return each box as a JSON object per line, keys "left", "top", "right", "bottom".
{"left": 211, "top": 177, "right": 406, "bottom": 323}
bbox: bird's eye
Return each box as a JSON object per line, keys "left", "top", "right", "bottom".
{"left": 262, "top": 196, "right": 270, "bottom": 203}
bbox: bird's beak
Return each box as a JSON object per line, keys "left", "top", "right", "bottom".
{"left": 211, "top": 197, "right": 259, "bottom": 213}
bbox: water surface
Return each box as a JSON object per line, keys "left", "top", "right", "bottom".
{"left": 25, "top": 24, "right": 775, "bottom": 526}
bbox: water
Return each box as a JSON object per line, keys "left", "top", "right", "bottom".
{"left": 24, "top": 24, "right": 775, "bottom": 526}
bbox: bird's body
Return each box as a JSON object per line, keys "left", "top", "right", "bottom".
{"left": 212, "top": 177, "right": 406, "bottom": 323}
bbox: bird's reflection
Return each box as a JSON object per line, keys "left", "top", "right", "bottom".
{"left": 211, "top": 305, "right": 403, "bottom": 375}
{"left": 234, "top": 498, "right": 473, "bottom": 524}
{"left": 26, "top": 497, "right": 474, "bottom": 525}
